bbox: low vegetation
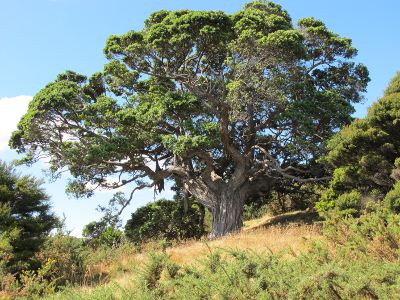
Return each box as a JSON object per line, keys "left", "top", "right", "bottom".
{"left": 5, "top": 207, "right": 398, "bottom": 300}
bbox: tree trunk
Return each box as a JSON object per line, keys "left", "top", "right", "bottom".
{"left": 209, "top": 191, "right": 244, "bottom": 238}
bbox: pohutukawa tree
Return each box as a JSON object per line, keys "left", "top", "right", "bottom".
{"left": 10, "top": 1, "right": 369, "bottom": 237}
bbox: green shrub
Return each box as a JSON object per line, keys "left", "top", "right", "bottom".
{"left": 243, "top": 196, "right": 270, "bottom": 220}
{"left": 323, "top": 207, "right": 400, "bottom": 261}
{"left": 83, "top": 240, "right": 139, "bottom": 282}
{"left": 39, "top": 206, "right": 400, "bottom": 300}
{"left": 141, "top": 252, "right": 166, "bottom": 289}
{"left": 18, "top": 259, "right": 58, "bottom": 297}
{"left": 129, "top": 208, "right": 400, "bottom": 299}
{"left": 317, "top": 190, "right": 363, "bottom": 217}
{"left": 35, "top": 234, "right": 89, "bottom": 287}
{"left": 0, "top": 259, "right": 59, "bottom": 298}
{"left": 125, "top": 199, "right": 205, "bottom": 245}
{"left": 384, "top": 181, "right": 400, "bottom": 213}
{"left": 127, "top": 241, "right": 400, "bottom": 300}
{"left": 243, "top": 182, "right": 323, "bottom": 220}
{"left": 0, "top": 205, "right": 19, "bottom": 276}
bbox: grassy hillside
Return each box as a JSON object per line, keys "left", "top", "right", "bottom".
{"left": 6, "top": 209, "right": 400, "bottom": 299}
{"left": 37, "top": 212, "right": 321, "bottom": 300}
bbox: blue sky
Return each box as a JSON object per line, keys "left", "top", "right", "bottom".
{"left": 1, "top": 0, "right": 399, "bottom": 236}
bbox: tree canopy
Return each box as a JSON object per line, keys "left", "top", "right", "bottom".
{"left": 10, "top": 1, "right": 369, "bottom": 236}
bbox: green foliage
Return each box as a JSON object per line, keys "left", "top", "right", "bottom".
{"left": 82, "top": 222, "right": 124, "bottom": 248}
{"left": 140, "top": 252, "right": 167, "bottom": 290}
{"left": 242, "top": 196, "right": 270, "bottom": 220}
{"left": 18, "top": 259, "right": 58, "bottom": 297}
{"left": 0, "top": 161, "right": 57, "bottom": 274}
{"left": 1, "top": 258, "right": 59, "bottom": 299}
{"left": 0, "top": 204, "right": 19, "bottom": 275}
{"left": 384, "top": 71, "right": 400, "bottom": 96}
{"left": 317, "top": 189, "right": 363, "bottom": 217}
{"left": 243, "top": 181, "right": 323, "bottom": 219}
{"left": 323, "top": 206, "right": 400, "bottom": 261}
{"left": 384, "top": 181, "right": 400, "bottom": 213}
{"left": 35, "top": 234, "right": 89, "bottom": 287}
{"left": 319, "top": 71, "right": 400, "bottom": 215}
{"left": 125, "top": 199, "right": 205, "bottom": 245}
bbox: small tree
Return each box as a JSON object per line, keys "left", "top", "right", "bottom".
{"left": 0, "top": 161, "right": 57, "bottom": 274}
{"left": 82, "top": 221, "right": 123, "bottom": 248}
{"left": 125, "top": 198, "right": 205, "bottom": 245}
{"left": 318, "top": 72, "right": 400, "bottom": 214}
{"left": 10, "top": 1, "right": 368, "bottom": 237}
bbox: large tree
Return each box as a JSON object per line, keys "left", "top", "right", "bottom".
{"left": 10, "top": 1, "right": 369, "bottom": 237}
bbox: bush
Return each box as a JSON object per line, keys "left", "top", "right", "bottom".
{"left": 130, "top": 208, "right": 400, "bottom": 299}
{"left": 39, "top": 206, "right": 400, "bottom": 300}
{"left": 269, "top": 182, "right": 323, "bottom": 215}
{"left": 35, "top": 234, "right": 89, "bottom": 287}
{"left": 384, "top": 181, "right": 400, "bottom": 213}
{"left": 242, "top": 195, "right": 270, "bottom": 220}
{"left": 0, "top": 258, "right": 59, "bottom": 298}
{"left": 18, "top": 259, "right": 58, "bottom": 297}
{"left": 243, "top": 182, "right": 323, "bottom": 220}
{"left": 125, "top": 199, "right": 205, "bottom": 245}
{"left": 317, "top": 189, "right": 363, "bottom": 217}
{"left": 0, "top": 204, "right": 19, "bottom": 275}
{"left": 128, "top": 241, "right": 400, "bottom": 299}
{"left": 323, "top": 206, "right": 400, "bottom": 261}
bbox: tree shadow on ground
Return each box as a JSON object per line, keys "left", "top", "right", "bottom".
{"left": 247, "top": 210, "right": 322, "bottom": 231}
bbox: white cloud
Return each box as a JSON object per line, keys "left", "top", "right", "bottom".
{"left": 0, "top": 96, "right": 32, "bottom": 152}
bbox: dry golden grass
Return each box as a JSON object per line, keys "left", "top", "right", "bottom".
{"left": 100, "top": 210, "right": 322, "bottom": 277}
{"left": 243, "top": 213, "right": 272, "bottom": 228}
{"left": 167, "top": 223, "right": 321, "bottom": 265}
{"left": 245, "top": 209, "right": 320, "bottom": 230}
{"left": 107, "top": 217, "right": 322, "bottom": 290}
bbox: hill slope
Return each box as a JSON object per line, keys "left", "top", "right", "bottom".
{"left": 38, "top": 211, "right": 322, "bottom": 300}
{"left": 37, "top": 209, "right": 400, "bottom": 299}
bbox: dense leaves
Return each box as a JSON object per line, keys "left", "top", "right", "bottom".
{"left": 317, "top": 72, "right": 400, "bottom": 214}
{"left": 35, "top": 234, "right": 88, "bottom": 288}
{"left": 0, "top": 161, "right": 57, "bottom": 274}
{"left": 125, "top": 199, "right": 205, "bottom": 245}
{"left": 82, "top": 222, "right": 123, "bottom": 248}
